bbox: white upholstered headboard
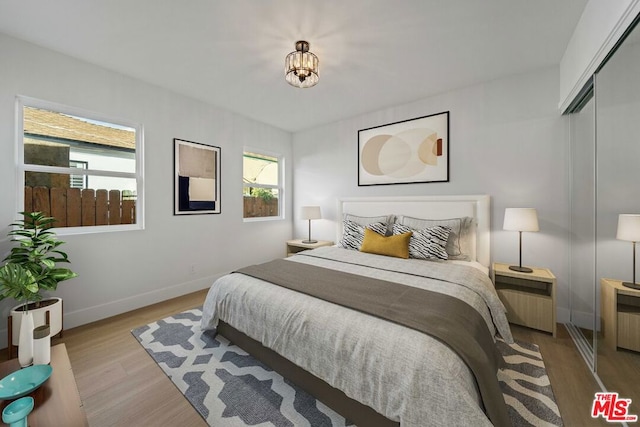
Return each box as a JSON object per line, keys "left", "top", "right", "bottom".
{"left": 336, "top": 195, "right": 491, "bottom": 268}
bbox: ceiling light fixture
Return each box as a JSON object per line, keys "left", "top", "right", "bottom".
{"left": 285, "top": 41, "right": 319, "bottom": 88}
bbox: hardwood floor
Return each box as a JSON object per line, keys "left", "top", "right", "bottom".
{"left": 510, "top": 325, "right": 609, "bottom": 426}
{"left": 12, "top": 291, "right": 619, "bottom": 426}
{"left": 56, "top": 290, "right": 209, "bottom": 427}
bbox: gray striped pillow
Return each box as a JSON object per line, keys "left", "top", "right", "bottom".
{"left": 396, "top": 216, "right": 473, "bottom": 261}
{"left": 340, "top": 220, "right": 388, "bottom": 250}
{"left": 392, "top": 223, "right": 450, "bottom": 260}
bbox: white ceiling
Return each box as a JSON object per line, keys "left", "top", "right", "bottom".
{"left": 0, "top": 0, "right": 587, "bottom": 132}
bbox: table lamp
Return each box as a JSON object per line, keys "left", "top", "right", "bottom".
{"left": 503, "top": 208, "right": 539, "bottom": 273}
{"left": 300, "top": 206, "right": 321, "bottom": 244}
{"left": 617, "top": 214, "right": 640, "bottom": 290}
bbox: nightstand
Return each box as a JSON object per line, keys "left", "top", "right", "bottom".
{"left": 492, "top": 262, "right": 557, "bottom": 337}
{"left": 286, "top": 239, "right": 333, "bottom": 257}
{"left": 601, "top": 278, "right": 640, "bottom": 352}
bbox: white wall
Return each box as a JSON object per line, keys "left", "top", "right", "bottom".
{"left": 0, "top": 34, "right": 293, "bottom": 347}
{"left": 292, "top": 67, "right": 572, "bottom": 322}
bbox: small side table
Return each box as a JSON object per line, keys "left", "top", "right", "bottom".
{"left": 492, "top": 262, "right": 557, "bottom": 337}
{"left": 601, "top": 278, "right": 640, "bottom": 352}
{"left": 286, "top": 239, "right": 333, "bottom": 257}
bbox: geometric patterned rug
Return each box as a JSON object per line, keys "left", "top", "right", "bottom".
{"left": 131, "top": 307, "right": 563, "bottom": 427}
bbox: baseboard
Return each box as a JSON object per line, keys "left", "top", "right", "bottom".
{"left": 0, "top": 273, "right": 226, "bottom": 350}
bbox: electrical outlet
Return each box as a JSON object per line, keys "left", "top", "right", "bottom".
{"left": 189, "top": 264, "right": 196, "bottom": 275}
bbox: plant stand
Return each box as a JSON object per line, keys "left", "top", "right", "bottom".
{"left": 7, "top": 310, "right": 63, "bottom": 360}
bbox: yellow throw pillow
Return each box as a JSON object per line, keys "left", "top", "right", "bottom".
{"left": 360, "top": 228, "right": 412, "bottom": 259}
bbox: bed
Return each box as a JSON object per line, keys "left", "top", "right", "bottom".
{"left": 201, "top": 195, "right": 513, "bottom": 426}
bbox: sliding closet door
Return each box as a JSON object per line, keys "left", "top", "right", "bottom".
{"left": 568, "top": 93, "right": 596, "bottom": 366}
{"left": 595, "top": 23, "right": 640, "bottom": 404}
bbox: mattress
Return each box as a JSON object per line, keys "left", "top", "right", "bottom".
{"left": 201, "top": 246, "right": 512, "bottom": 426}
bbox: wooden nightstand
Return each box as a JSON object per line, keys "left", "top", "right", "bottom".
{"left": 492, "top": 262, "right": 557, "bottom": 337}
{"left": 601, "top": 278, "right": 640, "bottom": 352}
{"left": 286, "top": 239, "right": 333, "bottom": 257}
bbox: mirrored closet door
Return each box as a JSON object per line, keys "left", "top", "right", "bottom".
{"left": 594, "top": 19, "right": 640, "bottom": 405}
{"left": 568, "top": 91, "right": 596, "bottom": 369}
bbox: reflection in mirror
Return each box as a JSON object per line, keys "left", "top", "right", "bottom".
{"left": 568, "top": 92, "right": 596, "bottom": 369}
{"left": 595, "top": 18, "right": 640, "bottom": 408}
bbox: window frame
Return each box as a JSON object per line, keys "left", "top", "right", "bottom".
{"left": 69, "top": 160, "right": 89, "bottom": 189}
{"left": 16, "top": 95, "right": 145, "bottom": 234}
{"left": 242, "top": 147, "right": 284, "bottom": 222}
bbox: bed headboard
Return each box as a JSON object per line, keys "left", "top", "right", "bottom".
{"left": 336, "top": 195, "right": 491, "bottom": 268}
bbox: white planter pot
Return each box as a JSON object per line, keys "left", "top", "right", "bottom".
{"left": 18, "top": 311, "right": 34, "bottom": 367}
{"left": 10, "top": 298, "right": 62, "bottom": 347}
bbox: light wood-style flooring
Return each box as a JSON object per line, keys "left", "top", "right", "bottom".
{"left": 53, "top": 290, "right": 208, "bottom": 427}
{"left": 5, "top": 290, "right": 621, "bottom": 426}
{"left": 579, "top": 327, "right": 640, "bottom": 415}
{"left": 510, "top": 325, "right": 609, "bottom": 426}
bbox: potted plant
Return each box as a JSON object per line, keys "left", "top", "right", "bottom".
{"left": 0, "top": 212, "right": 77, "bottom": 362}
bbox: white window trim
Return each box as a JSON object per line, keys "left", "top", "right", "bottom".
{"left": 16, "top": 95, "right": 145, "bottom": 235}
{"left": 242, "top": 147, "right": 284, "bottom": 222}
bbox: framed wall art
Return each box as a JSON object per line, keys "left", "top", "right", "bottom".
{"left": 174, "top": 138, "right": 221, "bottom": 215}
{"left": 358, "top": 111, "right": 449, "bottom": 186}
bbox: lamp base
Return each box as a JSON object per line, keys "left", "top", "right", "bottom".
{"left": 509, "top": 265, "right": 533, "bottom": 273}
{"left": 302, "top": 239, "right": 318, "bottom": 244}
{"left": 622, "top": 281, "right": 640, "bottom": 290}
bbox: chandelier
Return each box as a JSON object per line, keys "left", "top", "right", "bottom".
{"left": 284, "top": 41, "right": 319, "bottom": 88}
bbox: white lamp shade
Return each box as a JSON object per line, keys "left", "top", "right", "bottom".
{"left": 300, "top": 206, "right": 321, "bottom": 220}
{"left": 617, "top": 214, "right": 640, "bottom": 241}
{"left": 503, "top": 208, "right": 539, "bottom": 232}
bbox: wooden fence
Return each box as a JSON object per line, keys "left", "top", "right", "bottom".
{"left": 243, "top": 196, "right": 278, "bottom": 218}
{"left": 24, "top": 186, "right": 136, "bottom": 227}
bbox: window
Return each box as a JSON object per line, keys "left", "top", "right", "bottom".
{"left": 243, "top": 150, "right": 283, "bottom": 219}
{"left": 69, "top": 160, "right": 88, "bottom": 189}
{"left": 18, "top": 97, "right": 144, "bottom": 232}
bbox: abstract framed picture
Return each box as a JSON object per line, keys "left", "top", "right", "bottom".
{"left": 358, "top": 111, "right": 449, "bottom": 186}
{"left": 174, "top": 138, "right": 221, "bottom": 215}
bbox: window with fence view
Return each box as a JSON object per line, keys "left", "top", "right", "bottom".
{"left": 20, "top": 100, "right": 142, "bottom": 230}
{"left": 243, "top": 151, "right": 281, "bottom": 219}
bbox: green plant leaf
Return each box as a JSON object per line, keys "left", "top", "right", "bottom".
{"left": 0, "top": 264, "right": 38, "bottom": 304}
{"left": 49, "top": 268, "right": 78, "bottom": 281}
{"left": 50, "top": 250, "right": 69, "bottom": 259}
{"left": 0, "top": 212, "right": 77, "bottom": 304}
{"left": 41, "top": 259, "right": 55, "bottom": 269}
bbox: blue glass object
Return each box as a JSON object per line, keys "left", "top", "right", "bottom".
{"left": 0, "top": 365, "right": 53, "bottom": 400}
{"left": 2, "top": 396, "right": 34, "bottom": 427}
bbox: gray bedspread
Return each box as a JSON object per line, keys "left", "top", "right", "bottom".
{"left": 201, "top": 247, "right": 513, "bottom": 426}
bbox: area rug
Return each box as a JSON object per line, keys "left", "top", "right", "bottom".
{"left": 132, "top": 307, "right": 562, "bottom": 427}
